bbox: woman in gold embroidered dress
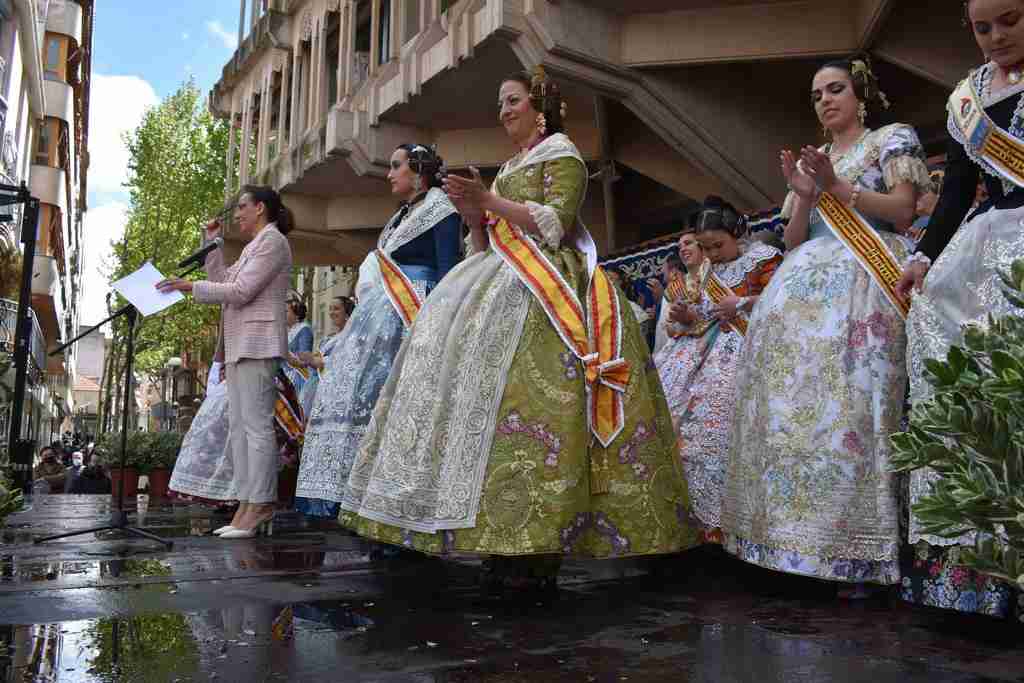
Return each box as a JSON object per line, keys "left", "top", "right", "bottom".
{"left": 340, "top": 69, "right": 695, "bottom": 591}
{"left": 655, "top": 197, "right": 782, "bottom": 545}
{"left": 720, "top": 56, "right": 932, "bottom": 596}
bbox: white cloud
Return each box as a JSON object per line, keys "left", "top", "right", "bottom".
{"left": 182, "top": 32, "right": 190, "bottom": 40}
{"left": 206, "top": 20, "right": 237, "bottom": 50}
{"left": 80, "top": 202, "right": 129, "bottom": 326}
{"left": 87, "top": 75, "right": 159, "bottom": 196}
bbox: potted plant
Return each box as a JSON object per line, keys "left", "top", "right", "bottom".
{"left": 891, "top": 258, "right": 1024, "bottom": 601}
{"left": 98, "top": 431, "right": 149, "bottom": 498}
{"left": 0, "top": 470, "right": 24, "bottom": 527}
{"left": 146, "top": 432, "right": 182, "bottom": 499}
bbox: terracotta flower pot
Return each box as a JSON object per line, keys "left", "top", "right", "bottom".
{"left": 147, "top": 468, "right": 172, "bottom": 498}
{"left": 109, "top": 467, "right": 140, "bottom": 498}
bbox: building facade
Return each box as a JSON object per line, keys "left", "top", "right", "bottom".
{"left": 209, "top": 0, "right": 978, "bottom": 317}
{"left": 0, "top": 0, "right": 92, "bottom": 450}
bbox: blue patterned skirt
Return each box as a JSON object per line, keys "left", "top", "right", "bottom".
{"left": 294, "top": 265, "right": 436, "bottom": 518}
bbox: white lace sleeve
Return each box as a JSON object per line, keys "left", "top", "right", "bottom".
{"left": 525, "top": 200, "right": 565, "bottom": 248}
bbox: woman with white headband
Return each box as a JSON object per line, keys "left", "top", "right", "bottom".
{"left": 294, "top": 144, "right": 461, "bottom": 520}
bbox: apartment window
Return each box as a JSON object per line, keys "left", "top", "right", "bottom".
{"left": 43, "top": 34, "right": 67, "bottom": 82}
{"left": 34, "top": 119, "right": 58, "bottom": 166}
{"left": 378, "top": 0, "right": 391, "bottom": 66}
{"left": 325, "top": 11, "right": 340, "bottom": 106}
{"left": 268, "top": 70, "right": 282, "bottom": 158}
{"left": 0, "top": 10, "right": 13, "bottom": 95}
{"left": 403, "top": 0, "right": 419, "bottom": 44}
{"left": 354, "top": 2, "right": 371, "bottom": 91}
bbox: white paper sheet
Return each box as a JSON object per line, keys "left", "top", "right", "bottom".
{"left": 110, "top": 262, "right": 184, "bottom": 317}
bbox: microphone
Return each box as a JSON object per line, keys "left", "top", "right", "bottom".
{"left": 178, "top": 237, "right": 223, "bottom": 269}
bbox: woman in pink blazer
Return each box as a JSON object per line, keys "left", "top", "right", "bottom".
{"left": 158, "top": 185, "right": 293, "bottom": 538}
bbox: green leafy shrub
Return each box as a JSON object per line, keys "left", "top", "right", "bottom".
{"left": 97, "top": 431, "right": 181, "bottom": 473}
{"left": 891, "top": 259, "right": 1024, "bottom": 592}
{"left": 0, "top": 469, "right": 24, "bottom": 525}
{"left": 148, "top": 431, "right": 183, "bottom": 470}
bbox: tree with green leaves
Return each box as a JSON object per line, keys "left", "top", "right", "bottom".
{"left": 98, "top": 81, "right": 228, "bottom": 432}
{"left": 892, "top": 258, "right": 1024, "bottom": 593}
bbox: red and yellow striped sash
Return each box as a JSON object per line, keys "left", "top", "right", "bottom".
{"left": 704, "top": 272, "right": 748, "bottom": 337}
{"left": 816, "top": 192, "right": 910, "bottom": 319}
{"left": 285, "top": 360, "right": 311, "bottom": 380}
{"left": 377, "top": 249, "right": 423, "bottom": 328}
{"left": 488, "top": 216, "right": 629, "bottom": 449}
{"left": 665, "top": 271, "right": 687, "bottom": 303}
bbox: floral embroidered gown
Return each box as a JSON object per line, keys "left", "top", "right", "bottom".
{"left": 654, "top": 243, "right": 781, "bottom": 543}
{"left": 721, "top": 124, "right": 931, "bottom": 584}
{"left": 904, "top": 64, "right": 1024, "bottom": 620}
{"left": 294, "top": 188, "right": 461, "bottom": 518}
{"left": 340, "top": 133, "right": 697, "bottom": 559}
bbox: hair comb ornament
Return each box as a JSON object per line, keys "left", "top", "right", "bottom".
{"left": 850, "top": 57, "right": 890, "bottom": 110}
{"left": 531, "top": 65, "right": 548, "bottom": 99}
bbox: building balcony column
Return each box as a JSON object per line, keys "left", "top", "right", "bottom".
{"left": 238, "top": 0, "right": 248, "bottom": 50}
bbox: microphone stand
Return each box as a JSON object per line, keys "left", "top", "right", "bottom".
{"left": 31, "top": 262, "right": 207, "bottom": 548}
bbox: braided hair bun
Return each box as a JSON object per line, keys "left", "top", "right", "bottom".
{"left": 397, "top": 144, "right": 446, "bottom": 189}
{"left": 693, "top": 195, "right": 747, "bottom": 239}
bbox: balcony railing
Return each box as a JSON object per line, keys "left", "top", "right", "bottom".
{"left": 0, "top": 298, "right": 48, "bottom": 381}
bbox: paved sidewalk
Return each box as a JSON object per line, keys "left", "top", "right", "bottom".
{"left": 0, "top": 495, "right": 1021, "bottom": 682}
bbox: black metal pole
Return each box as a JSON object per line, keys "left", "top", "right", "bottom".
{"left": 7, "top": 189, "right": 39, "bottom": 493}
{"left": 113, "top": 307, "right": 136, "bottom": 523}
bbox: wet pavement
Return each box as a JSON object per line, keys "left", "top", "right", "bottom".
{"left": 0, "top": 495, "right": 1021, "bottom": 682}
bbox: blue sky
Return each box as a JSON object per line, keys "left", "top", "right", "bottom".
{"left": 91, "top": 0, "right": 240, "bottom": 101}
{"left": 82, "top": 1, "right": 243, "bottom": 325}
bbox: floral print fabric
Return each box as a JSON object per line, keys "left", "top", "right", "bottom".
{"left": 655, "top": 243, "right": 781, "bottom": 538}
{"left": 900, "top": 543, "right": 1020, "bottom": 621}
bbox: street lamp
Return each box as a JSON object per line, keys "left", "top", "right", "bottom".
{"left": 162, "top": 357, "right": 182, "bottom": 431}
{"left": 3, "top": 181, "right": 42, "bottom": 491}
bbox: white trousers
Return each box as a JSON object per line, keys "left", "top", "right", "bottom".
{"left": 225, "top": 358, "right": 279, "bottom": 504}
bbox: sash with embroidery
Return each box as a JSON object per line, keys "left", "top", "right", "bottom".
{"left": 376, "top": 250, "right": 423, "bottom": 328}
{"left": 701, "top": 263, "right": 749, "bottom": 337}
{"left": 950, "top": 73, "right": 1024, "bottom": 189}
{"left": 816, "top": 191, "right": 910, "bottom": 319}
{"left": 488, "top": 216, "right": 628, "bottom": 457}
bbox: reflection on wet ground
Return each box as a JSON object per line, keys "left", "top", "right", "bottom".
{"left": 0, "top": 497, "right": 1021, "bottom": 682}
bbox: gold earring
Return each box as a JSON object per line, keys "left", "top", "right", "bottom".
{"left": 536, "top": 112, "right": 547, "bottom": 136}
{"left": 857, "top": 101, "right": 867, "bottom": 125}
{"left": 413, "top": 176, "right": 423, "bottom": 193}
